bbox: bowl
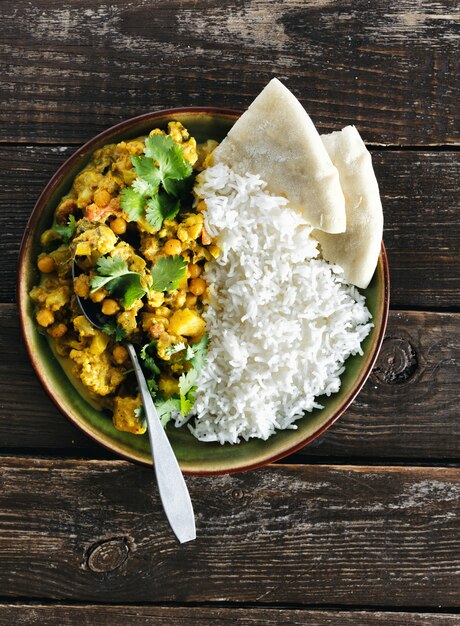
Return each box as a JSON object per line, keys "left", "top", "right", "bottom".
{"left": 18, "top": 107, "right": 390, "bottom": 475}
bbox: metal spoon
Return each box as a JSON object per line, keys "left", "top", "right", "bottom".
{"left": 72, "top": 262, "right": 196, "bottom": 544}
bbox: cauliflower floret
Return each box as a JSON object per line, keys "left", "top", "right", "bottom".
{"left": 29, "top": 280, "right": 71, "bottom": 312}
{"left": 112, "top": 395, "right": 145, "bottom": 435}
{"left": 69, "top": 348, "right": 124, "bottom": 396}
{"left": 71, "top": 223, "right": 117, "bottom": 258}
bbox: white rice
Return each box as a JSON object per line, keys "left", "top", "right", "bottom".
{"left": 179, "top": 163, "right": 373, "bottom": 444}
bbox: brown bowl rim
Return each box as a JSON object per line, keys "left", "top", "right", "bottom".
{"left": 18, "top": 106, "right": 390, "bottom": 475}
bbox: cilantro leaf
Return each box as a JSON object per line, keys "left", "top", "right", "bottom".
{"left": 145, "top": 193, "right": 180, "bottom": 231}
{"left": 131, "top": 155, "right": 162, "bottom": 191}
{"left": 155, "top": 397, "right": 181, "bottom": 427}
{"left": 150, "top": 255, "right": 187, "bottom": 292}
{"left": 134, "top": 406, "right": 147, "bottom": 431}
{"left": 180, "top": 392, "right": 195, "bottom": 416}
{"left": 54, "top": 215, "right": 77, "bottom": 243}
{"left": 178, "top": 368, "right": 199, "bottom": 416}
{"left": 140, "top": 341, "right": 161, "bottom": 376}
{"left": 132, "top": 177, "right": 152, "bottom": 196}
{"left": 144, "top": 134, "right": 193, "bottom": 193}
{"left": 176, "top": 334, "right": 209, "bottom": 416}
{"left": 90, "top": 254, "right": 148, "bottom": 308}
{"left": 187, "top": 334, "right": 209, "bottom": 371}
{"left": 165, "top": 342, "right": 187, "bottom": 358}
{"left": 93, "top": 254, "right": 128, "bottom": 278}
{"left": 102, "top": 319, "right": 127, "bottom": 342}
{"left": 120, "top": 187, "right": 145, "bottom": 222}
{"left": 179, "top": 368, "right": 199, "bottom": 398}
{"left": 147, "top": 378, "right": 158, "bottom": 397}
{"left": 162, "top": 173, "right": 194, "bottom": 198}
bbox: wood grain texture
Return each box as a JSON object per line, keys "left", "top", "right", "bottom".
{"left": 1, "top": 606, "right": 459, "bottom": 626}
{"left": 2, "top": 305, "right": 459, "bottom": 459}
{"left": 1, "top": 0, "right": 459, "bottom": 145}
{"left": 0, "top": 460, "right": 459, "bottom": 605}
{"left": 3, "top": 146, "right": 459, "bottom": 307}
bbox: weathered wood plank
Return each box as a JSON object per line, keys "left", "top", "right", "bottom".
{"left": 3, "top": 147, "right": 459, "bottom": 307}
{"left": 0, "top": 460, "right": 458, "bottom": 605}
{"left": 2, "top": 305, "right": 459, "bottom": 460}
{"left": 0, "top": 0, "right": 458, "bottom": 145}
{"left": 0, "top": 605, "right": 459, "bottom": 626}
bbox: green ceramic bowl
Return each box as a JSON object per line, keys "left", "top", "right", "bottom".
{"left": 18, "top": 108, "right": 390, "bottom": 475}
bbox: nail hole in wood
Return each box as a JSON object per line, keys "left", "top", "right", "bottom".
{"left": 372, "top": 337, "right": 418, "bottom": 384}
{"left": 85, "top": 537, "right": 129, "bottom": 573}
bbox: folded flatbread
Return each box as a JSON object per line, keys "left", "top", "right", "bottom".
{"left": 213, "top": 78, "right": 346, "bottom": 233}
{"left": 313, "top": 125, "right": 383, "bottom": 289}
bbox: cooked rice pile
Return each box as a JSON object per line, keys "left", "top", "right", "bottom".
{"left": 182, "top": 164, "right": 372, "bottom": 444}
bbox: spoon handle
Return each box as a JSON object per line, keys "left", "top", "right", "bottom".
{"left": 126, "top": 342, "right": 196, "bottom": 544}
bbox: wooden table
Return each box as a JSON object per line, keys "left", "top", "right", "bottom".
{"left": 1, "top": 2, "right": 459, "bottom": 624}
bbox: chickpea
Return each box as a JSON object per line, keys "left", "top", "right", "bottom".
{"left": 37, "top": 255, "right": 56, "bottom": 274}
{"left": 163, "top": 238, "right": 182, "bottom": 256}
{"left": 36, "top": 308, "right": 55, "bottom": 328}
{"left": 93, "top": 189, "right": 111, "bottom": 207}
{"left": 73, "top": 274, "right": 90, "bottom": 298}
{"left": 185, "top": 293, "right": 197, "bottom": 307}
{"left": 188, "top": 263, "right": 202, "bottom": 278}
{"left": 47, "top": 323, "right": 68, "bottom": 338}
{"left": 112, "top": 345, "right": 129, "bottom": 364}
{"left": 90, "top": 288, "right": 108, "bottom": 303}
{"left": 189, "top": 277, "right": 206, "bottom": 296}
{"left": 110, "top": 217, "right": 127, "bottom": 235}
{"left": 101, "top": 298, "right": 120, "bottom": 316}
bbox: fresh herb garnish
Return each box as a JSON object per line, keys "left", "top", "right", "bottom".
{"left": 120, "top": 133, "right": 193, "bottom": 231}
{"left": 164, "top": 342, "right": 187, "bottom": 357}
{"left": 143, "top": 134, "right": 193, "bottom": 193}
{"left": 150, "top": 255, "right": 187, "bottom": 292}
{"left": 119, "top": 187, "right": 145, "bottom": 222}
{"left": 102, "top": 319, "right": 127, "bottom": 341}
{"left": 138, "top": 334, "right": 209, "bottom": 427}
{"left": 155, "top": 397, "right": 181, "bottom": 427}
{"left": 178, "top": 334, "right": 209, "bottom": 416}
{"left": 145, "top": 193, "right": 180, "bottom": 230}
{"left": 134, "top": 406, "right": 146, "bottom": 430}
{"left": 178, "top": 368, "right": 199, "bottom": 416}
{"left": 90, "top": 254, "right": 148, "bottom": 308}
{"left": 54, "top": 215, "right": 77, "bottom": 243}
{"left": 140, "top": 341, "right": 161, "bottom": 376}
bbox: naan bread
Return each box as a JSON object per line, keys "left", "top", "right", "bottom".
{"left": 213, "top": 78, "right": 346, "bottom": 233}
{"left": 313, "top": 126, "right": 383, "bottom": 289}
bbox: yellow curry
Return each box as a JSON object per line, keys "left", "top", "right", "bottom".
{"left": 30, "top": 122, "right": 218, "bottom": 435}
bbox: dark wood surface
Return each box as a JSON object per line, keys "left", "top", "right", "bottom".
{"left": 1, "top": 459, "right": 459, "bottom": 605}
{"left": 0, "top": 607, "right": 459, "bottom": 626}
{"left": 1, "top": 0, "right": 459, "bottom": 623}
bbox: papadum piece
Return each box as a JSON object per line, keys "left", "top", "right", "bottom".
{"left": 213, "top": 78, "right": 346, "bottom": 234}
{"left": 313, "top": 125, "right": 383, "bottom": 289}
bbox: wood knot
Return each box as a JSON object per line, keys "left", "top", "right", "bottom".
{"left": 86, "top": 537, "right": 129, "bottom": 573}
{"left": 232, "top": 488, "right": 245, "bottom": 500}
{"left": 372, "top": 337, "right": 418, "bottom": 384}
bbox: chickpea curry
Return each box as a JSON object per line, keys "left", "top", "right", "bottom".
{"left": 30, "top": 122, "right": 218, "bottom": 435}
